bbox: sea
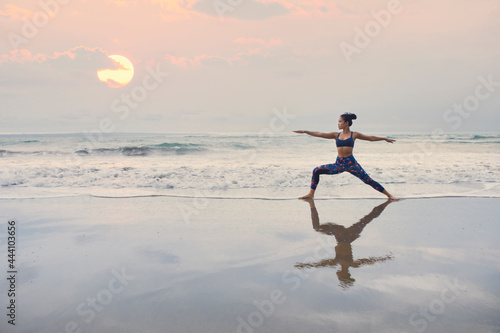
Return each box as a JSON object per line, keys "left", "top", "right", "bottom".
{"left": 0, "top": 132, "right": 499, "bottom": 199}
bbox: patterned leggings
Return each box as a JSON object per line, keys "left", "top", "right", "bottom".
{"left": 310, "top": 155, "right": 385, "bottom": 192}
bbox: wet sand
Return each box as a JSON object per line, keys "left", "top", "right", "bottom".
{"left": 1, "top": 196, "right": 499, "bottom": 333}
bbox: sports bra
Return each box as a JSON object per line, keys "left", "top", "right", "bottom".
{"left": 336, "top": 131, "right": 354, "bottom": 148}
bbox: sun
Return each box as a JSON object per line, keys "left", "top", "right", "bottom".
{"left": 97, "top": 55, "right": 134, "bottom": 88}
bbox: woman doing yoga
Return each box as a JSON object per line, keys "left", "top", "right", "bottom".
{"left": 294, "top": 113, "right": 398, "bottom": 200}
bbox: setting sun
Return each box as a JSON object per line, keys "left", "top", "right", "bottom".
{"left": 97, "top": 55, "right": 134, "bottom": 88}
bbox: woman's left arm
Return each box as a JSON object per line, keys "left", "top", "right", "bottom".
{"left": 355, "top": 132, "right": 396, "bottom": 143}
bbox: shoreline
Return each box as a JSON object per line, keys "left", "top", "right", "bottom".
{"left": 1, "top": 182, "right": 499, "bottom": 200}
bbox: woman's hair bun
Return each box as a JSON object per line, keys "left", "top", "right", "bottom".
{"left": 341, "top": 112, "right": 357, "bottom": 126}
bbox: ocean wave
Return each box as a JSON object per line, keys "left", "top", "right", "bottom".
{"left": 1, "top": 142, "right": 259, "bottom": 157}
{"left": 432, "top": 134, "right": 500, "bottom": 143}
{"left": 1, "top": 159, "right": 498, "bottom": 198}
{"left": 155, "top": 142, "right": 204, "bottom": 148}
{"left": 0, "top": 139, "right": 41, "bottom": 145}
{"left": 392, "top": 134, "right": 500, "bottom": 144}
{"left": 119, "top": 146, "right": 152, "bottom": 156}
{"left": 81, "top": 144, "right": 208, "bottom": 156}
{"left": 0, "top": 149, "right": 63, "bottom": 156}
{"left": 452, "top": 134, "right": 500, "bottom": 144}
{"left": 468, "top": 134, "right": 500, "bottom": 140}
{"left": 0, "top": 145, "right": 232, "bottom": 157}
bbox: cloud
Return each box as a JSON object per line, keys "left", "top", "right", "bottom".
{"left": 150, "top": 0, "right": 204, "bottom": 20}
{"left": 0, "top": 49, "right": 43, "bottom": 64}
{"left": 0, "top": 46, "right": 118, "bottom": 87}
{"left": 108, "top": 0, "right": 130, "bottom": 7}
{"left": 164, "top": 37, "right": 287, "bottom": 69}
{"left": 0, "top": 45, "right": 114, "bottom": 68}
{"left": 335, "top": 2, "right": 370, "bottom": 16}
{"left": 0, "top": 4, "right": 34, "bottom": 20}
{"left": 164, "top": 48, "right": 280, "bottom": 69}
{"left": 288, "top": 0, "right": 343, "bottom": 17}
{"left": 164, "top": 53, "right": 232, "bottom": 68}
{"left": 112, "top": 0, "right": 293, "bottom": 20}
{"left": 191, "top": 0, "right": 290, "bottom": 20}
{"left": 233, "top": 37, "right": 283, "bottom": 47}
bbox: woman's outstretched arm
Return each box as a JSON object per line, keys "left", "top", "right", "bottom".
{"left": 293, "top": 130, "right": 337, "bottom": 139}
{"left": 355, "top": 132, "right": 396, "bottom": 143}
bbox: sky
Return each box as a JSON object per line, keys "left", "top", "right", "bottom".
{"left": 0, "top": 0, "right": 499, "bottom": 134}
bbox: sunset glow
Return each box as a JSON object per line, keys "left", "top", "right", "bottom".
{"left": 0, "top": 0, "right": 499, "bottom": 133}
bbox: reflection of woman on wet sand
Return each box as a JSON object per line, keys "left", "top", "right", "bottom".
{"left": 295, "top": 199, "right": 393, "bottom": 290}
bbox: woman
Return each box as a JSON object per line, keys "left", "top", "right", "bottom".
{"left": 294, "top": 113, "right": 398, "bottom": 200}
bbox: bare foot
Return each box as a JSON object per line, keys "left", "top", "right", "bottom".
{"left": 382, "top": 190, "right": 399, "bottom": 201}
{"left": 299, "top": 189, "right": 315, "bottom": 200}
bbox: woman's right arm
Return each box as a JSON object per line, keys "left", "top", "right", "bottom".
{"left": 293, "top": 130, "right": 337, "bottom": 139}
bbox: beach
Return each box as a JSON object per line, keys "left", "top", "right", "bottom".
{"left": 1, "top": 195, "right": 499, "bottom": 333}
{"left": 0, "top": 132, "right": 499, "bottom": 332}
{"left": 3, "top": 0, "right": 499, "bottom": 331}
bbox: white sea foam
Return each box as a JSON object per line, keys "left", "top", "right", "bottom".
{"left": 0, "top": 133, "right": 499, "bottom": 199}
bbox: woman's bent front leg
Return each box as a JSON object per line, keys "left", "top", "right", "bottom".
{"left": 310, "top": 162, "right": 343, "bottom": 190}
